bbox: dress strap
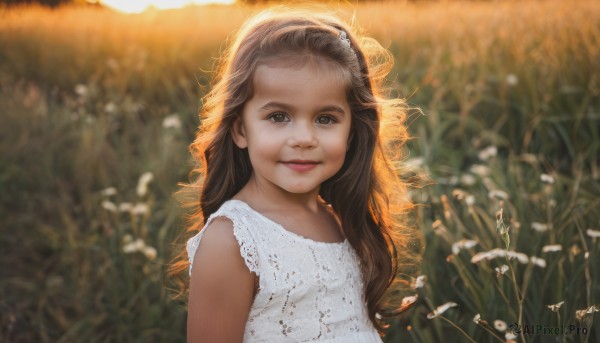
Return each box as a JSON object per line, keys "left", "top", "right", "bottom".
{"left": 186, "top": 200, "right": 260, "bottom": 276}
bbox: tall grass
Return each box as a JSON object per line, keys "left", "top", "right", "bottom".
{"left": 0, "top": 1, "right": 598, "bottom": 342}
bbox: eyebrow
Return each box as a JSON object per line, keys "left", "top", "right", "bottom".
{"left": 258, "top": 101, "right": 346, "bottom": 116}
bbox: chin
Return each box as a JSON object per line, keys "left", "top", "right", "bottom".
{"left": 281, "top": 184, "right": 320, "bottom": 195}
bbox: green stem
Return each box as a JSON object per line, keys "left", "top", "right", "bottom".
{"left": 476, "top": 322, "right": 505, "bottom": 343}
{"left": 506, "top": 258, "right": 526, "bottom": 343}
{"left": 437, "top": 315, "right": 478, "bottom": 343}
{"left": 556, "top": 312, "right": 564, "bottom": 343}
{"left": 492, "top": 274, "right": 515, "bottom": 317}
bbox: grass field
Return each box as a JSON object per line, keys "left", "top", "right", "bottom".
{"left": 1, "top": 1, "right": 599, "bottom": 342}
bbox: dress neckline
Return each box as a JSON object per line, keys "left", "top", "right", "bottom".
{"left": 226, "top": 199, "right": 349, "bottom": 247}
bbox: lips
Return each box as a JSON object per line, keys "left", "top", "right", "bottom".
{"left": 281, "top": 160, "right": 319, "bottom": 172}
{"left": 283, "top": 159, "right": 318, "bottom": 164}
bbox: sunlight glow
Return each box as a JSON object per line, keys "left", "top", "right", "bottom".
{"left": 99, "top": 0, "right": 235, "bottom": 14}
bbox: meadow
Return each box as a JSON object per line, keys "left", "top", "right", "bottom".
{"left": 0, "top": 0, "right": 599, "bottom": 342}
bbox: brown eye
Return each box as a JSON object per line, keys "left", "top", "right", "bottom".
{"left": 316, "top": 115, "right": 336, "bottom": 124}
{"left": 268, "top": 113, "right": 289, "bottom": 123}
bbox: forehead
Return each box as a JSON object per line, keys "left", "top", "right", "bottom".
{"left": 249, "top": 56, "right": 350, "bottom": 106}
{"left": 258, "top": 53, "right": 348, "bottom": 77}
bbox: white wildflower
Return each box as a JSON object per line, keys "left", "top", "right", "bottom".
{"left": 507, "top": 251, "right": 529, "bottom": 264}
{"left": 490, "top": 249, "right": 507, "bottom": 258}
{"left": 472, "top": 249, "right": 529, "bottom": 264}
{"left": 576, "top": 305, "right": 599, "bottom": 320}
{"left": 74, "top": 84, "right": 88, "bottom": 97}
{"left": 471, "top": 248, "right": 505, "bottom": 263}
{"left": 540, "top": 173, "right": 554, "bottom": 184}
{"left": 471, "top": 251, "right": 491, "bottom": 264}
{"left": 401, "top": 295, "right": 418, "bottom": 308}
{"left": 505, "top": 332, "right": 517, "bottom": 340}
{"left": 452, "top": 189, "right": 468, "bottom": 200}
{"left": 427, "top": 302, "right": 458, "bottom": 319}
{"left": 133, "top": 238, "right": 145, "bottom": 250}
{"left": 531, "top": 222, "right": 548, "bottom": 232}
{"left": 123, "top": 238, "right": 145, "bottom": 254}
{"left": 412, "top": 275, "right": 427, "bottom": 289}
{"left": 586, "top": 229, "right": 600, "bottom": 238}
{"left": 100, "top": 187, "right": 117, "bottom": 196}
{"left": 101, "top": 200, "right": 117, "bottom": 212}
{"left": 488, "top": 189, "right": 509, "bottom": 200}
{"left": 461, "top": 174, "right": 477, "bottom": 186}
{"left": 494, "top": 319, "right": 507, "bottom": 332}
{"left": 452, "top": 239, "right": 479, "bottom": 255}
{"left": 104, "top": 102, "right": 117, "bottom": 113}
{"left": 123, "top": 242, "right": 137, "bottom": 253}
{"left": 530, "top": 256, "right": 547, "bottom": 268}
{"left": 478, "top": 146, "right": 498, "bottom": 161}
{"left": 465, "top": 195, "right": 475, "bottom": 206}
{"left": 473, "top": 314, "right": 481, "bottom": 324}
{"left": 162, "top": 114, "right": 182, "bottom": 129}
{"left": 136, "top": 172, "right": 154, "bottom": 197}
{"left": 432, "top": 220, "right": 448, "bottom": 236}
{"left": 132, "top": 203, "right": 149, "bottom": 215}
{"left": 542, "top": 244, "right": 562, "bottom": 253}
{"left": 495, "top": 265, "right": 509, "bottom": 275}
{"left": 375, "top": 313, "right": 382, "bottom": 320}
{"left": 143, "top": 246, "right": 157, "bottom": 260}
{"left": 547, "top": 301, "right": 564, "bottom": 312}
{"left": 506, "top": 74, "right": 518, "bottom": 86}
{"left": 584, "top": 252, "right": 589, "bottom": 259}
{"left": 470, "top": 164, "right": 490, "bottom": 177}
{"left": 119, "top": 202, "right": 133, "bottom": 212}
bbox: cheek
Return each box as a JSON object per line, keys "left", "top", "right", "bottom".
{"left": 246, "top": 132, "right": 280, "bottom": 162}
{"left": 323, "top": 137, "right": 350, "bottom": 163}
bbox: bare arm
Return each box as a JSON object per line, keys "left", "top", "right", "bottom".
{"left": 188, "top": 217, "right": 256, "bottom": 343}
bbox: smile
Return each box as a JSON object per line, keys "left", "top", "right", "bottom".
{"left": 282, "top": 160, "right": 319, "bottom": 172}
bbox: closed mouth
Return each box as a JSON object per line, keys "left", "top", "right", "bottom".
{"left": 282, "top": 160, "right": 319, "bottom": 164}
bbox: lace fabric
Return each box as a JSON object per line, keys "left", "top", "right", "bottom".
{"left": 187, "top": 199, "right": 383, "bottom": 342}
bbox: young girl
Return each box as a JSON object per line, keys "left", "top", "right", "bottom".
{"left": 172, "top": 5, "right": 418, "bottom": 342}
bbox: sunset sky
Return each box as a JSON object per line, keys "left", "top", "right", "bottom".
{"left": 99, "top": 0, "right": 235, "bottom": 13}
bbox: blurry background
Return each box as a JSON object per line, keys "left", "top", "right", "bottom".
{"left": 1, "top": 0, "right": 599, "bottom": 342}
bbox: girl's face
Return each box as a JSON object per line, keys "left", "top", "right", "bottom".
{"left": 232, "top": 57, "right": 352, "bottom": 198}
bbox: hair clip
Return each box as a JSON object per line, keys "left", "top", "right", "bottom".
{"left": 339, "top": 30, "right": 351, "bottom": 49}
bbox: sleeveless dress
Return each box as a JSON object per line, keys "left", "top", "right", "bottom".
{"left": 187, "top": 199, "right": 383, "bottom": 343}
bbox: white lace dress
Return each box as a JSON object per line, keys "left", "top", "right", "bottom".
{"left": 187, "top": 199, "right": 383, "bottom": 343}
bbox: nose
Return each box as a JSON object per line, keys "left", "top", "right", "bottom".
{"left": 288, "top": 120, "right": 318, "bottom": 148}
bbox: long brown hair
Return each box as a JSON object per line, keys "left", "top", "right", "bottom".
{"left": 170, "top": 5, "right": 421, "bottom": 336}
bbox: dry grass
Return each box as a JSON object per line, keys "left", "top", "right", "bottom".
{"left": 1, "top": 1, "right": 598, "bottom": 342}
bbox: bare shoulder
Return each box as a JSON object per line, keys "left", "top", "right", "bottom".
{"left": 188, "top": 217, "right": 255, "bottom": 342}
{"left": 191, "top": 217, "right": 247, "bottom": 268}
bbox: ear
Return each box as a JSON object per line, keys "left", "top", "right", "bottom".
{"left": 231, "top": 115, "right": 248, "bottom": 149}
